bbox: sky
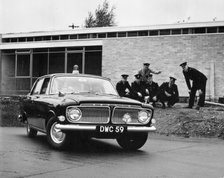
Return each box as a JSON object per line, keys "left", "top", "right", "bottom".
{"left": 0, "top": 0, "right": 224, "bottom": 33}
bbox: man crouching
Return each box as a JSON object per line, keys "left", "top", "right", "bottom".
{"left": 156, "top": 75, "right": 179, "bottom": 108}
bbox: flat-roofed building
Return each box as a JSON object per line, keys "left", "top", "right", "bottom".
{"left": 1, "top": 21, "right": 224, "bottom": 101}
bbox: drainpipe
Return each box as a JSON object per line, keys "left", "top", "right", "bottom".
{"left": 209, "top": 60, "right": 215, "bottom": 101}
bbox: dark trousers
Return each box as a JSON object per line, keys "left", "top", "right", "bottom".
{"left": 189, "top": 80, "right": 206, "bottom": 107}
{"left": 158, "top": 93, "right": 179, "bottom": 107}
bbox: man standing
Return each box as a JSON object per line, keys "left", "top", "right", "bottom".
{"left": 131, "top": 74, "right": 145, "bottom": 102}
{"left": 144, "top": 74, "right": 159, "bottom": 106}
{"left": 138, "top": 63, "right": 161, "bottom": 83}
{"left": 116, "top": 74, "right": 132, "bottom": 98}
{"left": 180, "top": 62, "right": 207, "bottom": 109}
{"left": 156, "top": 76, "right": 179, "bottom": 108}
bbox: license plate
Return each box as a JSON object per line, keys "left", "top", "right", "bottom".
{"left": 97, "top": 125, "right": 126, "bottom": 134}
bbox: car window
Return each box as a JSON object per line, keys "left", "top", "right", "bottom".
{"left": 40, "top": 78, "right": 50, "bottom": 94}
{"left": 50, "top": 76, "right": 118, "bottom": 95}
{"left": 31, "top": 78, "right": 44, "bottom": 95}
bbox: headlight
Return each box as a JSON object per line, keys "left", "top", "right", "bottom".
{"left": 66, "top": 107, "right": 82, "bottom": 123}
{"left": 138, "top": 110, "right": 152, "bottom": 124}
{"left": 122, "top": 113, "right": 132, "bottom": 123}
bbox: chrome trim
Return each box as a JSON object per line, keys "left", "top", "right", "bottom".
{"left": 55, "top": 124, "right": 156, "bottom": 132}
{"left": 127, "top": 126, "right": 156, "bottom": 132}
{"left": 77, "top": 105, "right": 111, "bottom": 124}
{"left": 66, "top": 106, "right": 82, "bottom": 123}
{"left": 112, "top": 106, "right": 151, "bottom": 125}
{"left": 55, "top": 124, "right": 96, "bottom": 131}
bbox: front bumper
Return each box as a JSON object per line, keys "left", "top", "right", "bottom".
{"left": 55, "top": 124, "right": 156, "bottom": 132}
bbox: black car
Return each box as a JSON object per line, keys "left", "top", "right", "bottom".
{"left": 18, "top": 73, "right": 156, "bottom": 150}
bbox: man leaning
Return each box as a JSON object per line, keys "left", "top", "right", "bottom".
{"left": 180, "top": 62, "right": 207, "bottom": 110}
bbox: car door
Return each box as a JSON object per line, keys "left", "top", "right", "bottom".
{"left": 27, "top": 77, "right": 45, "bottom": 129}
{"left": 34, "top": 77, "right": 51, "bottom": 131}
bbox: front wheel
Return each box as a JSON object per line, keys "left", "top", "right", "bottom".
{"left": 46, "top": 117, "right": 71, "bottom": 150}
{"left": 26, "top": 124, "right": 37, "bottom": 138}
{"left": 116, "top": 133, "right": 148, "bottom": 151}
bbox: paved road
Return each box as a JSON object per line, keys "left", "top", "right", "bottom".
{"left": 0, "top": 127, "right": 224, "bottom": 178}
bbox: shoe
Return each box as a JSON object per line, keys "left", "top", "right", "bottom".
{"left": 195, "top": 105, "right": 200, "bottom": 110}
{"left": 167, "top": 104, "right": 172, "bottom": 108}
{"left": 162, "top": 104, "right": 166, "bottom": 109}
{"left": 184, "top": 106, "right": 192, "bottom": 109}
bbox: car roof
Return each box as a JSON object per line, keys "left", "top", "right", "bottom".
{"left": 40, "top": 73, "right": 111, "bottom": 81}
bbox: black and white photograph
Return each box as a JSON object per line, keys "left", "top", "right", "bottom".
{"left": 1, "top": 0, "right": 224, "bottom": 177}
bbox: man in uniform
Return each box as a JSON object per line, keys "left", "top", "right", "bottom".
{"left": 116, "top": 74, "right": 132, "bottom": 98}
{"left": 138, "top": 63, "right": 161, "bottom": 83}
{"left": 144, "top": 74, "right": 159, "bottom": 106}
{"left": 131, "top": 74, "right": 145, "bottom": 102}
{"left": 156, "top": 75, "right": 179, "bottom": 108}
{"left": 180, "top": 62, "right": 207, "bottom": 109}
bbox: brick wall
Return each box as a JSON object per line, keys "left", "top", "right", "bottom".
{"left": 102, "top": 34, "right": 224, "bottom": 100}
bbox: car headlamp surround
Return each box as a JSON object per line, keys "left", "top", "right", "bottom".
{"left": 138, "top": 110, "right": 152, "bottom": 124}
{"left": 66, "top": 106, "right": 82, "bottom": 123}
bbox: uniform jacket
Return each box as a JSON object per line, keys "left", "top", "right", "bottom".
{"left": 131, "top": 81, "right": 145, "bottom": 100}
{"left": 116, "top": 80, "right": 132, "bottom": 97}
{"left": 183, "top": 67, "right": 207, "bottom": 90}
{"left": 138, "top": 68, "right": 155, "bottom": 82}
{"left": 144, "top": 81, "right": 159, "bottom": 97}
{"left": 158, "top": 82, "right": 179, "bottom": 99}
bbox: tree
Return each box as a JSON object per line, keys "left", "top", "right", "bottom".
{"left": 84, "top": 0, "right": 116, "bottom": 28}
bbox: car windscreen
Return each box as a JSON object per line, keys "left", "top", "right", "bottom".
{"left": 50, "top": 76, "right": 118, "bottom": 96}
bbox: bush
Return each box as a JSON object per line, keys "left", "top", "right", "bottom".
{"left": 0, "top": 96, "right": 24, "bottom": 127}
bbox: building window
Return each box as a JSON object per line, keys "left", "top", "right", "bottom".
{"left": 172, "top": 29, "right": 181, "bottom": 35}
{"left": 98, "top": 33, "right": 106, "bottom": 38}
{"left": 1, "top": 53, "right": 15, "bottom": 77}
{"left": 78, "top": 34, "right": 89, "bottom": 39}
{"left": 107, "top": 32, "right": 117, "bottom": 38}
{"left": 11, "top": 38, "right": 18, "bottom": 42}
{"left": 67, "top": 53, "right": 83, "bottom": 73}
{"left": 43, "top": 36, "right": 51, "bottom": 41}
{"left": 207, "top": 27, "right": 217, "bottom": 33}
{"left": 118, "top": 32, "right": 126, "bottom": 37}
{"left": 149, "top": 30, "right": 158, "bottom": 36}
{"left": 60, "top": 35, "right": 69, "bottom": 40}
{"left": 194, "top": 28, "right": 206, "bottom": 34}
{"left": 27, "top": 37, "right": 34, "bottom": 42}
{"left": 33, "top": 53, "right": 48, "bottom": 77}
{"left": 49, "top": 53, "right": 65, "bottom": 74}
{"left": 16, "top": 54, "right": 30, "bottom": 76}
{"left": 16, "top": 78, "right": 30, "bottom": 91}
{"left": 160, "top": 29, "right": 170, "bottom": 35}
{"left": 90, "top": 34, "right": 97, "bottom": 38}
{"left": 127, "top": 31, "right": 138, "bottom": 37}
{"left": 182, "top": 28, "right": 189, "bottom": 34}
{"left": 52, "top": 36, "right": 60, "bottom": 40}
{"left": 138, "top": 31, "right": 148, "bottom": 36}
{"left": 70, "top": 35, "right": 78, "bottom": 39}
{"left": 2, "top": 38, "right": 10, "bottom": 43}
{"left": 218, "top": 26, "right": 224, "bottom": 33}
{"left": 34, "top": 36, "right": 42, "bottom": 41}
{"left": 85, "top": 51, "right": 102, "bottom": 76}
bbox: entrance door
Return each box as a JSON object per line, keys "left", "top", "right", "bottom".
{"left": 67, "top": 53, "right": 83, "bottom": 73}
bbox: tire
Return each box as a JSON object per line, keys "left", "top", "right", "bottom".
{"left": 116, "top": 133, "right": 148, "bottom": 151}
{"left": 46, "top": 117, "right": 71, "bottom": 150}
{"left": 26, "top": 124, "right": 38, "bottom": 138}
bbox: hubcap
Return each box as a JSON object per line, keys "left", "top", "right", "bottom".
{"left": 50, "top": 122, "right": 66, "bottom": 144}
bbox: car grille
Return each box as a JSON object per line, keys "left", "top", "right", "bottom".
{"left": 76, "top": 106, "right": 110, "bottom": 124}
{"left": 111, "top": 107, "right": 143, "bottom": 125}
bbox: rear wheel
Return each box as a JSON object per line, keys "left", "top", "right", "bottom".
{"left": 46, "top": 117, "right": 71, "bottom": 150}
{"left": 116, "top": 133, "right": 148, "bottom": 151}
{"left": 26, "top": 124, "right": 38, "bottom": 138}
